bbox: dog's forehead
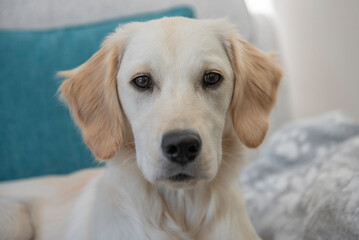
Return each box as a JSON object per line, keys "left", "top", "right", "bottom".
{"left": 123, "top": 18, "right": 229, "bottom": 64}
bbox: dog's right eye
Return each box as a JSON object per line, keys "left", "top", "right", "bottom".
{"left": 131, "top": 75, "right": 152, "bottom": 90}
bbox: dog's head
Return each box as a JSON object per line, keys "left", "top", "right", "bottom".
{"left": 59, "top": 18, "right": 281, "bottom": 189}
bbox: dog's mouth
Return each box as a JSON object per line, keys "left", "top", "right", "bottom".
{"left": 168, "top": 173, "right": 194, "bottom": 182}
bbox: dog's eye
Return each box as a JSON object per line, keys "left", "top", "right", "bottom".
{"left": 131, "top": 75, "right": 152, "bottom": 90}
{"left": 203, "top": 72, "right": 222, "bottom": 87}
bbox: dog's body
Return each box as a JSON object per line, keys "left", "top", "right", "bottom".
{"left": 0, "top": 140, "right": 253, "bottom": 240}
{"left": 0, "top": 17, "right": 281, "bottom": 240}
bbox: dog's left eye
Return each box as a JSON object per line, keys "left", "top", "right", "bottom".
{"left": 131, "top": 75, "right": 152, "bottom": 90}
{"left": 203, "top": 72, "right": 223, "bottom": 87}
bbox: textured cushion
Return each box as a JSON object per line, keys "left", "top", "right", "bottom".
{"left": 242, "top": 112, "right": 359, "bottom": 239}
{"left": 0, "top": 6, "right": 194, "bottom": 181}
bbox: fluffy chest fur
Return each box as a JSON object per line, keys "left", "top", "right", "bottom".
{"left": 66, "top": 161, "right": 254, "bottom": 240}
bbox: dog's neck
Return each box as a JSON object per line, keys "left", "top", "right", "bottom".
{"left": 101, "top": 131, "right": 243, "bottom": 237}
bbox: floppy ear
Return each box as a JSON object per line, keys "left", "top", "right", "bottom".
{"left": 58, "top": 34, "right": 126, "bottom": 160}
{"left": 228, "top": 33, "right": 282, "bottom": 148}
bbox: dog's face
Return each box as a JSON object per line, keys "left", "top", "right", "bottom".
{"left": 117, "top": 19, "right": 234, "bottom": 187}
{"left": 59, "top": 18, "right": 281, "bottom": 189}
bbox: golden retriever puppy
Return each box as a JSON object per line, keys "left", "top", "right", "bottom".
{"left": 0, "top": 17, "right": 281, "bottom": 240}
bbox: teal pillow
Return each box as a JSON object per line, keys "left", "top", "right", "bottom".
{"left": 0, "top": 6, "right": 194, "bottom": 181}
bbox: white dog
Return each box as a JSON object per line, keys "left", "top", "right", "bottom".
{"left": 0, "top": 17, "right": 281, "bottom": 240}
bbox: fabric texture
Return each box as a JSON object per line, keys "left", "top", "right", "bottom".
{"left": 241, "top": 112, "right": 359, "bottom": 240}
{"left": 0, "top": 6, "right": 194, "bottom": 181}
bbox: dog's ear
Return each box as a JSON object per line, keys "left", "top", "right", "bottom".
{"left": 58, "top": 33, "right": 127, "bottom": 160}
{"left": 227, "top": 32, "right": 282, "bottom": 148}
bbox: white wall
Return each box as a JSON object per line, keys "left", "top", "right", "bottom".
{"left": 272, "top": 0, "right": 359, "bottom": 120}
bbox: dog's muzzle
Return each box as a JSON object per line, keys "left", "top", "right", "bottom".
{"left": 160, "top": 130, "right": 202, "bottom": 183}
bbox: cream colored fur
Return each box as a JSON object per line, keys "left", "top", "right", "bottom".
{"left": 0, "top": 17, "right": 281, "bottom": 240}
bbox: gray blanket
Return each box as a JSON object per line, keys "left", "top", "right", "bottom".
{"left": 241, "top": 112, "right": 359, "bottom": 240}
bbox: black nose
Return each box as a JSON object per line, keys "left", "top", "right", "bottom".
{"left": 161, "top": 130, "right": 202, "bottom": 165}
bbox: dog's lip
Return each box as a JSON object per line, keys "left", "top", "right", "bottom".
{"left": 168, "top": 173, "right": 195, "bottom": 182}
